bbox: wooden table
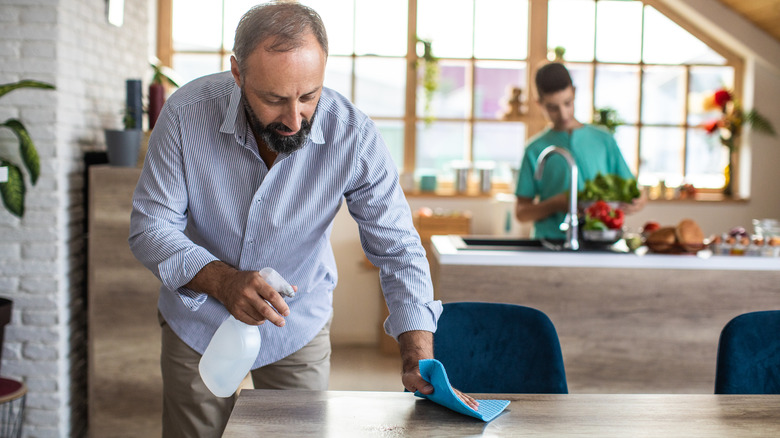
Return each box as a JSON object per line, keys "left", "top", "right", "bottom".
{"left": 223, "top": 390, "right": 780, "bottom": 437}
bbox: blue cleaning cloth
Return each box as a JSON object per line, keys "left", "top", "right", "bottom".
{"left": 414, "top": 359, "right": 510, "bottom": 422}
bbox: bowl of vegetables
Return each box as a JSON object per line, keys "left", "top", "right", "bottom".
{"left": 578, "top": 173, "right": 640, "bottom": 244}
{"left": 581, "top": 200, "right": 624, "bottom": 244}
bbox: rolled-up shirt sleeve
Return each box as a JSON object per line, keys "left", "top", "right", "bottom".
{"left": 344, "top": 118, "right": 442, "bottom": 339}
{"left": 128, "top": 104, "right": 217, "bottom": 310}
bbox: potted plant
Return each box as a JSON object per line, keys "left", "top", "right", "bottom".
{"left": 148, "top": 57, "right": 181, "bottom": 130}
{"left": 0, "top": 80, "right": 55, "bottom": 218}
{"left": 104, "top": 106, "right": 142, "bottom": 167}
{"left": 700, "top": 88, "right": 775, "bottom": 196}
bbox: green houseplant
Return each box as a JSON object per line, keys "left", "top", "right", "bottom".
{"left": 148, "top": 57, "right": 181, "bottom": 130}
{"left": 0, "top": 80, "right": 55, "bottom": 218}
{"left": 592, "top": 107, "right": 623, "bottom": 134}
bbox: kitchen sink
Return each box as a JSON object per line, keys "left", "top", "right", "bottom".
{"left": 450, "top": 236, "right": 629, "bottom": 253}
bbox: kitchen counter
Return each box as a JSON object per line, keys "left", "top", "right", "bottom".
{"left": 432, "top": 235, "right": 780, "bottom": 270}
{"left": 429, "top": 234, "right": 780, "bottom": 393}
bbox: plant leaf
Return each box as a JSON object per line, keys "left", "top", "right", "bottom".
{"left": 744, "top": 110, "right": 776, "bottom": 136}
{"left": 0, "top": 160, "right": 25, "bottom": 217}
{"left": 0, "top": 80, "right": 55, "bottom": 99}
{"left": 1, "top": 119, "right": 41, "bottom": 184}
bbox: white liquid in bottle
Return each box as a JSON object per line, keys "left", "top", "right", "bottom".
{"left": 199, "top": 315, "right": 261, "bottom": 398}
{"left": 198, "top": 267, "right": 294, "bottom": 398}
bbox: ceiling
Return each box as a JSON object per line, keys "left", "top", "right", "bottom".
{"left": 717, "top": 0, "right": 780, "bottom": 43}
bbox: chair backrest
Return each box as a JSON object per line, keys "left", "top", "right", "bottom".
{"left": 714, "top": 310, "right": 780, "bottom": 394}
{"left": 434, "top": 301, "right": 567, "bottom": 394}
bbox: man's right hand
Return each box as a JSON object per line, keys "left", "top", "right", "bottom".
{"left": 186, "top": 261, "right": 292, "bottom": 327}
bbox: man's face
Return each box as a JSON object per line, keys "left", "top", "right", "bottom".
{"left": 538, "top": 85, "right": 577, "bottom": 131}
{"left": 231, "top": 33, "right": 326, "bottom": 154}
{"left": 241, "top": 93, "right": 315, "bottom": 154}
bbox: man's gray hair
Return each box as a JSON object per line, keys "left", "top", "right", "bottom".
{"left": 233, "top": 1, "right": 328, "bottom": 74}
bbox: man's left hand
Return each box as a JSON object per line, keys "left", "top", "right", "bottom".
{"left": 398, "top": 330, "right": 479, "bottom": 410}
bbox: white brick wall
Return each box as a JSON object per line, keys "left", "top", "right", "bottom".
{"left": 0, "top": 0, "right": 149, "bottom": 436}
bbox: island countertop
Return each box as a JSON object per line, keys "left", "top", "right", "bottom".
{"left": 428, "top": 234, "right": 780, "bottom": 393}
{"left": 431, "top": 234, "right": 780, "bottom": 271}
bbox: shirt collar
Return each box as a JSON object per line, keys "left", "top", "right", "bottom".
{"left": 220, "top": 82, "right": 326, "bottom": 148}
{"left": 220, "top": 83, "right": 245, "bottom": 140}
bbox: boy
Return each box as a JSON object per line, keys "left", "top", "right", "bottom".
{"left": 515, "top": 62, "right": 645, "bottom": 239}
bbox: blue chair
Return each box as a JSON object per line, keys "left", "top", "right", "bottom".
{"left": 433, "top": 302, "right": 567, "bottom": 394}
{"left": 714, "top": 310, "right": 780, "bottom": 394}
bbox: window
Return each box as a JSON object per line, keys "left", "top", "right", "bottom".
{"left": 548, "top": 0, "right": 739, "bottom": 191}
{"left": 168, "top": 0, "right": 257, "bottom": 82}
{"left": 158, "top": 0, "right": 742, "bottom": 196}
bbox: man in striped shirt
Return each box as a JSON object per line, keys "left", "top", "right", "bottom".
{"left": 129, "top": 2, "right": 476, "bottom": 436}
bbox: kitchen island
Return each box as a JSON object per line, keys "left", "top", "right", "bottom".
{"left": 430, "top": 235, "right": 780, "bottom": 393}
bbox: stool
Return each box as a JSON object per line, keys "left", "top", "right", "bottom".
{"left": 0, "top": 379, "right": 26, "bottom": 438}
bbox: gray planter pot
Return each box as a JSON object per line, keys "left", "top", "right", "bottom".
{"left": 104, "top": 129, "right": 142, "bottom": 167}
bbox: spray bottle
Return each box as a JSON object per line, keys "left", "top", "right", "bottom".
{"left": 198, "top": 267, "right": 295, "bottom": 397}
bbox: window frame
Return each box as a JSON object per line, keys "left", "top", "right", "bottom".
{"left": 156, "top": 0, "right": 746, "bottom": 199}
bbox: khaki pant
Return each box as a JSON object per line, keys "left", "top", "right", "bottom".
{"left": 158, "top": 312, "right": 331, "bottom": 438}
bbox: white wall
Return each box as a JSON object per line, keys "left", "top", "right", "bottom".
{"left": 0, "top": 0, "right": 149, "bottom": 436}
{"left": 330, "top": 0, "right": 780, "bottom": 347}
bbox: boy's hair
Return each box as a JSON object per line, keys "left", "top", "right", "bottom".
{"left": 535, "top": 62, "right": 573, "bottom": 98}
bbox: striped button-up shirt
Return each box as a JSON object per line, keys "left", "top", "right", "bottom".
{"left": 129, "top": 71, "right": 441, "bottom": 368}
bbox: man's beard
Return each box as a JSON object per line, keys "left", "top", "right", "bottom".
{"left": 241, "top": 93, "right": 314, "bottom": 155}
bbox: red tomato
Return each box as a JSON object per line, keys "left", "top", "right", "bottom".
{"left": 586, "top": 201, "right": 611, "bottom": 221}
{"left": 610, "top": 209, "right": 625, "bottom": 229}
{"left": 642, "top": 221, "right": 661, "bottom": 234}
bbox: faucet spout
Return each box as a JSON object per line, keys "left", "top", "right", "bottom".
{"left": 535, "top": 146, "right": 580, "bottom": 251}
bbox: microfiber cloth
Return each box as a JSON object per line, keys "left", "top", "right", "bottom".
{"left": 414, "top": 359, "right": 510, "bottom": 422}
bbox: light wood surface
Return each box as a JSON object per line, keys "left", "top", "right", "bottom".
{"left": 716, "top": 0, "right": 780, "bottom": 44}
{"left": 224, "top": 390, "right": 780, "bottom": 437}
{"left": 430, "top": 257, "right": 780, "bottom": 393}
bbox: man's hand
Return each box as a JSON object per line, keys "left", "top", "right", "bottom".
{"left": 186, "top": 261, "right": 293, "bottom": 326}
{"left": 398, "top": 330, "right": 479, "bottom": 410}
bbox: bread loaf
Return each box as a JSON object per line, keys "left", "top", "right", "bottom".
{"left": 646, "top": 226, "right": 677, "bottom": 253}
{"left": 675, "top": 219, "right": 705, "bottom": 252}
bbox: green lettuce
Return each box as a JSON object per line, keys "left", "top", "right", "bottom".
{"left": 579, "top": 173, "right": 640, "bottom": 203}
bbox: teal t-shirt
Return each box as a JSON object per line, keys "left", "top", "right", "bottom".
{"left": 515, "top": 125, "right": 635, "bottom": 240}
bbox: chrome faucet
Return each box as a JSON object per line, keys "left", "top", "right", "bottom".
{"left": 535, "top": 145, "right": 580, "bottom": 251}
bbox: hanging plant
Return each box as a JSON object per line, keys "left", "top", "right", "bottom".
{"left": 416, "top": 37, "right": 439, "bottom": 123}
{"left": 592, "top": 107, "right": 623, "bottom": 134}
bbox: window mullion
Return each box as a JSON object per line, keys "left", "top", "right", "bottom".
{"left": 403, "top": 0, "right": 419, "bottom": 174}
{"left": 526, "top": 0, "right": 549, "bottom": 140}
{"left": 682, "top": 66, "right": 692, "bottom": 182}
{"left": 156, "top": 0, "right": 173, "bottom": 67}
